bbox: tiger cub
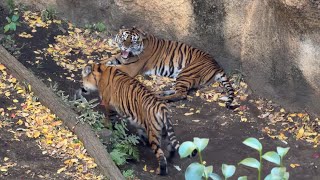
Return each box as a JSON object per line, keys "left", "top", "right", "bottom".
{"left": 104, "top": 27, "right": 236, "bottom": 109}
{"left": 79, "top": 63, "right": 180, "bottom": 175}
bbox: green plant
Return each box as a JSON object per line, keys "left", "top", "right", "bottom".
{"left": 50, "top": 83, "right": 105, "bottom": 130}
{"left": 85, "top": 22, "right": 106, "bottom": 32}
{"left": 41, "top": 7, "right": 57, "bottom": 22}
{"left": 239, "top": 138, "right": 290, "bottom": 180}
{"left": 179, "top": 137, "right": 236, "bottom": 180}
{"left": 4, "top": 14, "right": 20, "bottom": 33}
{"left": 122, "top": 169, "right": 135, "bottom": 179}
{"left": 179, "top": 137, "right": 290, "bottom": 180}
{"left": 109, "top": 121, "right": 140, "bottom": 166}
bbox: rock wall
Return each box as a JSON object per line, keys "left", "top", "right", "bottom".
{"left": 1, "top": 0, "right": 320, "bottom": 114}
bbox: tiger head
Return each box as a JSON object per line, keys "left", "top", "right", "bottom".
{"left": 114, "top": 26, "right": 146, "bottom": 59}
{"left": 80, "top": 64, "right": 105, "bottom": 95}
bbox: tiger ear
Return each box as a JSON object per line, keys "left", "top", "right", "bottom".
{"left": 82, "top": 65, "right": 92, "bottom": 76}
{"left": 135, "top": 28, "right": 147, "bottom": 39}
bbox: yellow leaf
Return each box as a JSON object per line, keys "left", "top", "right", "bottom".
{"left": 290, "top": 163, "right": 300, "bottom": 168}
{"left": 17, "top": 89, "right": 24, "bottom": 94}
{"left": 88, "top": 163, "right": 97, "bottom": 169}
{"left": 77, "top": 59, "right": 86, "bottom": 63}
{"left": 297, "top": 113, "right": 304, "bottom": 118}
{"left": 33, "top": 131, "right": 41, "bottom": 138}
{"left": 10, "top": 78, "right": 17, "bottom": 83}
{"left": 289, "top": 113, "right": 296, "bottom": 117}
{"left": 4, "top": 157, "right": 9, "bottom": 161}
{"left": 51, "top": 121, "right": 63, "bottom": 126}
{"left": 143, "top": 165, "right": 147, "bottom": 172}
{"left": 57, "top": 167, "right": 67, "bottom": 174}
{"left": 16, "top": 119, "right": 23, "bottom": 125}
{"left": 0, "top": 64, "right": 6, "bottom": 71}
{"left": 212, "top": 94, "right": 219, "bottom": 101}
{"left": 46, "top": 139, "right": 53, "bottom": 144}
{"left": 296, "top": 127, "right": 304, "bottom": 140}
{"left": 13, "top": 99, "right": 19, "bottom": 103}
{"left": 280, "top": 108, "right": 285, "bottom": 113}
{"left": 5, "top": 91, "right": 10, "bottom": 97}
{"left": 278, "top": 133, "right": 288, "bottom": 140}
{"left": 240, "top": 116, "right": 247, "bottom": 122}
{"left": 184, "top": 112, "right": 194, "bottom": 116}
{"left": 195, "top": 110, "right": 200, "bottom": 113}
{"left": 218, "top": 102, "right": 226, "bottom": 107}
{"left": 0, "top": 167, "right": 8, "bottom": 172}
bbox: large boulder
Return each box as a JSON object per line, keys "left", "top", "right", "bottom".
{"left": 2, "top": 0, "right": 320, "bottom": 114}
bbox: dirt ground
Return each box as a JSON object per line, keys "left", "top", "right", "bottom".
{"left": 0, "top": 7, "right": 319, "bottom": 180}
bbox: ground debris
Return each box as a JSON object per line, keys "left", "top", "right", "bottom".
{"left": 0, "top": 64, "right": 103, "bottom": 179}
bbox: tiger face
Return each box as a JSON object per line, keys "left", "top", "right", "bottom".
{"left": 81, "top": 64, "right": 102, "bottom": 94}
{"left": 114, "top": 27, "right": 145, "bottom": 59}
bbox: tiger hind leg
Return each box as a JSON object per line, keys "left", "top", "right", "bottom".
{"left": 148, "top": 131, "right": 168, "bottom": 175}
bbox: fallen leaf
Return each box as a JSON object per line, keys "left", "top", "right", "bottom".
{"left": 184, "top": 112, "right": 194, "bottom": 116}
{"left": 143, "top": 165, "right": 147, "bottom": 172}
{"left": 290, "top": 164, "right": 300, "bottom": 168}
{"left": 16, "top": 119, "right": 23, "bottom": 125}
{"left": 0, "top": 64, "right": 6, "bottom": 70}
{"left": 296, "top": 127, "right": 304, "bottom": 140}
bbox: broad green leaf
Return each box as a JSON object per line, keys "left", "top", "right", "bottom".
{"left": 238, "top": 176, "right": 248, "bottom": 180}
{"left": 203, "top": 165, "right": 213, "bottom": 178}
{"left": 185, "top": 162, "right": 205, "bottom": 180}
{"left": 4, "top": 24, "right": 10, "bottom": 32}
{"left": 271, "top": 167, "right": 286, "bottom": 177}
{"left": 239, "top": 158, "right": 260, "bottom": 169}
{"left": 264, "top": 174, "right": 272, "bottom": 180}
{"left": 12, "top": 15, "right": 19, "bottom": 22}
{"left": 277, "top": 147, "right": 290, "bottom": 158}
{"left": 193, "top": 137, "right": 209, "bottom": 152}
{"left": 11, "top": 23, "right": 16, "bottom": 31}
{"left": 221, "top": 164, "right": 236, "bottom": 179}
{"left": 262, "top": 151, "right": 281, "bottom": 165}
{"left": 283, "top": 172, "right": 289, "bottom": 180}
{"left": 208, "top": 173, "right": 222, "bottom": 180}
{"left": 178, "top": 141, "right": 197, "bottom": 158}
{"left": 243, "top": 137, "right": 262, "bottom": 151}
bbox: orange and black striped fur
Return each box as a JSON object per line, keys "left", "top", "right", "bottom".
{"left": 80, "top": 63, "right": 180, "bottom": 175}
{"left": 105, "top": 27, "right": 236, "bottom": 109}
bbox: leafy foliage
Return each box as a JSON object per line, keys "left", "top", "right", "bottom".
{"left": 4, "top": 14, "right": 20, "bottom": 33}
{"left": 41, "top": 7, "right": 57, "bottom": 22}
{"left": 50, "top": 83, "right": 105, "bottom": 130}
{"left": 84, "top": 22, "right": 107, "bottom": 32}
{"left": 109, "top": 121, "right": 140, "bottom": 165}
{"left": 179, "top": 137, "right": 291, "bottom": 180}
{"left": 122, "top": 169, "right": 135, "bottom": 179}
{"left": 0, "top": 35, "right": 22, "bottom": 56}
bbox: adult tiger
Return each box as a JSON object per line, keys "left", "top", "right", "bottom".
{"left": 79, "top": 63, "right": 180, "bottom": 175}
{"left": 105, "top": 27, "right": 236, "bottom": 109}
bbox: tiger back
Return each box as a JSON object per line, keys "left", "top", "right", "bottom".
{"left": 105, "top": 27, "right": 236, "bottom": 109}
{"left": 80, "top": 63, "right": 180, "bottom": 175}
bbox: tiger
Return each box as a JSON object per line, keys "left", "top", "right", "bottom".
{"left": 104, "top": 27, "right": 236, "bottom": 109}
{"left": 79, "top": 63, "right": 180, "bottom": 175}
